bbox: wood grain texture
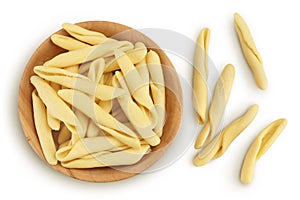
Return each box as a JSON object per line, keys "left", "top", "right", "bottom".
{"left": 18, "top": 21, "right": 182, "bottom": 182}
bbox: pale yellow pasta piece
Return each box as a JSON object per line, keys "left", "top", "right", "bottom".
{"left": 30, "top": 76, "right": 80, "bottom": 128}
{"left": 193, "top": 28, "right": 210, "bottom": 124}
{"left": 146, "top": 50, "right": 165, "bottom": 137}
{"left": 195, "top": 64, "right": 235, "bottom": 149}
{"left": 51, "top": 34, "right": 90, "bottom": 51}
{"left": 75, "top": 110, "right": 89, "bottom": 138}
{"left": 46, "top": 110, "right": 60, "bottom": 131}
{"left": 87, "top": 58, "right": 104, "bottom": 83}
{"left": 62, "top": 66, "right": 79, "bottom": 89}
{"left": 61, "top": 144, "right": 150, "bottom": 168}
{"left": 100, "top": 72, "right": 113, "bottom": 85}
{"left": 98, "top": 100, "right": 113, "bottom": 113}
{"left": 65, "top": 65, "right": 79, "bottom": 73}
{"left": 86, "top": 120, "right": 101, "bottom": 138}
{"left": 34, "top": 66, "right": 125, "bottom": 101}
{"left": 58, "top": 124, "right": 71, "bottom": 145}
{"left": 234, "top": 13, "right": 268, "bottom": 90}
{"left": 115, "top": 50, "right": 155, "bottom": 110}
{"left": 98, "top": 72, "right": 114, "bottom": 113}
{"left": 193, "top": 104, "right": 259, "bottom": 166}
{"left": 135, "top": 58, "right": 149, "bottom": 85}
{"left": 44, "top": 40, "right": 133, "bottom": 68}
{"left": 47, "top": 81, "right": 61, "bottom": 130}
{"left": 98, "top": 124, "right": 140, "bottom": 148}
{"left": 58, "top": 89, "right": 140, "bottom": 148}
{"left": 32, "top": 90, "right": 57, "bottom": 165}
{"left": 78, "top": 60, "right": 92, "bottom": 75}
{"left": 105, "top": 42, "right": 147, "bottom": 72}
{"left": 114, "top": 71, "right": 160, "bottom": 146}
{"left": 56, "top": 136, "right": 124, "bottom": 162}
{"left": 240, "top": 118, "right": 287, "bottom": 184}
{"left": 62, "top": 23, "right": 107, "bottom": 45}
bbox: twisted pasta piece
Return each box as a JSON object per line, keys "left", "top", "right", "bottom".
{"left": 195, "top": 64, "right": 235, "bottom": 149}
{"left": 234, "top": 13, "right": 268, "bottom": 90}
{"left": 193, "top": 104, "right": 258, "bottom": 166}
{"left": 105, "top": 42, "right": 147, "bottom": 72}
{"left": 32, "top": 90, "right": 57, "bottom": 165}
{"left": 146, "top": 50, "right": 165, "bottom": 137}
{"left": 240, "top": 118, "right": 287, "bottom": 184}
{"left": 51, "top": 34, "right": 90, "bottom": 51}
{"left": 62, "top": 23, "right": 107, "bottom": 45}
{"left": 113, "top": 71, "right": 160, "bottom": 146}
{"left": 58, "top": 89, "right": 140, "bottom": 148}
{"left": 61, "top": 144, "right": 150, "bottom": 168}
{"left": 44, "top": 40, "right": 133, "bottom": 68}
{"left": 193, "top": 28, "right": 210, "bottom": 124}
{"left": 34, "top": 66, "right": 125, "bottom": 101}
{"left": 56, "top": 136, "right": 124, "bottom": 162}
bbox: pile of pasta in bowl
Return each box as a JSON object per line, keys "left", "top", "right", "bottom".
{"left": 30, "top": 23, "right": 166, "bottom": 169}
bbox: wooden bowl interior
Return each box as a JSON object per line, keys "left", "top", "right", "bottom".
{"left": 18, "top": 21, "right": 182, "bottom": 182}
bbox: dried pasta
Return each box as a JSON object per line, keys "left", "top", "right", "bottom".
{"left": 30, "top": 23, "right": 166, "bottom": 168}
{"left": 61, "top": 145, "right": 150, "bottom": 168}
{"left": 193, "top": 28, "right": 210, "bottom": 124}
{"left": 240, "top": 118, "right": 287, "bottom": 184}
{"left": 51, "top": 34, "right": 90, "bottom": 51}
{"left": 234, "top": 13, "right": 268, "bottom": 90}
{"left": 193, "top": 104, "right": 258, "bottom": 166}
{"left": 195, "top": 64, "right": 235, "bottom": 149}
{"left": 32, "top": 90, "right": 57, "bottom": 165}
{"left": 62, "top": 23, "right": 107, "bottom": 45}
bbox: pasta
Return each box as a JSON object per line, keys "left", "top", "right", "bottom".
{"left": 114, "top": 49, "right": 155, "bottom": 111}
{"left": 234, "top": 13, "right": 268, "bottom": 90}
{"left": 193, "top": 104, "right": 258, "bottom": 166}
{"left": 57, "top": 90, "right": 137, "bottom": 136}
{"left": 46, "top": 110, "right": 60, "bottom": 131}
{"left": 240, "top": 118, "right": 287, "bottom": 184}
{"left": 56, "top": 136, "right": 124, "bottom": 162}
{"left": 61, "top": 145, "right": 150, "bottom": 168}
{"left": 193, "top": 28, "right": 210, "bottom": 124}
{"left": 34, "top": 66, "right": 125, "bottom": 101}
{"left": 30, "top": 76, "right": 80, "bottom": 129}
{"left": 44, "top": 40, "right": 133, "bottom": 68}
{"left": 62, "top": 23, "right": 107, "bottom": 45}
{"left": 32, "top": 90, "right": 57, "bottom": 165}
{"left": 146, "top": 50, "right": 166, "bottom": 137}
{"left": 113, "top": 71, "right": 160, "bottom": 146}
{"left": 51, "top": 34, "right": 90, "bottom": 51}
{"left": 195, "top": 64, "right": 235, "bottom": 149}
{"left": 105, "top": 42, "right": 147, "bottom": 73}
{"left": 30, "top": 23, "right": 166, "bottom": 168}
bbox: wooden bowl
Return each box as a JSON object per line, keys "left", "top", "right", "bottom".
{"left": 18, "top": 21, "right": 182, "bottom": 182}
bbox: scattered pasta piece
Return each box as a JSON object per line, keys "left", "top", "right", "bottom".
{"left": 193, "top": 104, "right": 258, "bottom": 166}
{"left": 193, "top": 28, "right": 210, "bottom": 125}
{"left": 195, "top": 64, "right": 235, "bottom": 149}
{"left": 240, "top": 118, "right": 287, "bottom": 184}
{"left": 234, "top": 13, "right": 268, "bottom": 90}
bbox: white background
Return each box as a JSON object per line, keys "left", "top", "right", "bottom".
{"left": 1, "top": 0, "right": 299, "bottom": 199}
